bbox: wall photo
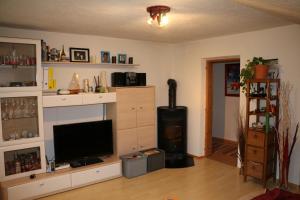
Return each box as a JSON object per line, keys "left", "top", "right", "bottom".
{"left": 225, "top": 63, "right": 240, "bottom": 97}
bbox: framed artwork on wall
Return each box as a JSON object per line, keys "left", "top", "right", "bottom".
{"left": 101, "top": 51, "right": 110, "bottom": 63}
{"left": 118, "top": 54, "right": 127, "bottom": 64}
{"left": 225, "top": 63, "right": 240, "bottom": 97}
{"left": 69, "top": 48, "right": 90, "bottom": 62}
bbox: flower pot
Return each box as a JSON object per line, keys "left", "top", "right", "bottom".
{"left": 255, "top": 64, "right": 269, "bottom": 79}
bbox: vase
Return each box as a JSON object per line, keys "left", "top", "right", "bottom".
{"left": 255, "top": 64, "right": 269, "bottom": 79}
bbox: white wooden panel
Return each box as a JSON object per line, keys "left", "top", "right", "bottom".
{"left": 7, "top": 174, "right": 71, "bottom": 200}
{"left": 42, "top": 95, "right": 82, "bottom": 107}
{"left": 71, "top": 162, "right": 121, "bottom": 187}
{"left": 82, "top": 93, "right": 116, "bottom": 105}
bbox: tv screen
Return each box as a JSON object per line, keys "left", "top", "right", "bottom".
{"left": 53, "top": 120, "right": 113, "bottom": 164}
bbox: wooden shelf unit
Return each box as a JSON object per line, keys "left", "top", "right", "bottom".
{"left": 107, "top": 86, "right": 156, "bottom": 156}
{"left": 243, "top": 79, "right": 280, "bottom": 186}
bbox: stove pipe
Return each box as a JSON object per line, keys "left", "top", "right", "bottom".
{"left": 167, "top": 79, "right": 177, "bottom": 109}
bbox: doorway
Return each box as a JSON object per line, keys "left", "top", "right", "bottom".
{"left": 205, "top": 57, "right": 240, "bottom": 166}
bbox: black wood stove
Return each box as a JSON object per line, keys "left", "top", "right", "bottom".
{"left": 157, "top": 79, "right": 194, "bottom": 168}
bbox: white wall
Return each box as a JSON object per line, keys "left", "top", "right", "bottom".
{"left": 0, "top": 27, "right": 175, "bottom": 161}
{"left": 1, "top": 25, "right": 300, "bottom": 185}
{"left": 173, "top": 24, "right": 300, "bottom": 185}
{"left": 0, "top": 27, "right": 174, "bottom": 107}
{"left": 212, "top": 63, "right": 240, "bottom": 142}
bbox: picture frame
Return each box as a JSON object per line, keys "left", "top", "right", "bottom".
{"left": 69, "top": 48, "right": 90, "bottom": 62}
{"left": 101, "top": 51, "right": 110, "bottom": 63}
{"left": 118, "top": 54, "right": 127, "bottom": 64}
{"left": 225, "top": 63, "right": 240, "bottom": 97}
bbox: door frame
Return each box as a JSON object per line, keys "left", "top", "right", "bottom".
{"left": 204, "top": 57, "right": 240, "bottom": 156}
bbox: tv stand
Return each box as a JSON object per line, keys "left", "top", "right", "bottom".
{"left": 0, "top": 156, "right": 121, "bottom": 200}
{"left": 70, "top": 157, "right": 103, "bottom": 168}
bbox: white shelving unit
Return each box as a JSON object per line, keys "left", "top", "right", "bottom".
{"left": 42, "top": 61, "right": 139, "bottom": 68}
{"left": 42, "top": 92, "right": 116, "bottom": 107}
{"left": 0, "top": 37, "right": 46, "bottom": 181}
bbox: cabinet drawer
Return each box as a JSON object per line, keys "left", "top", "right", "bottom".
{"left": 247, "top": 146, "right": 264, "bottom": 163}
{"left": 247, "top": 130, "right": 265, "bottom": 147}
{"left": 43, "top": 95, "right": 82, "bottom": 107}
{"left": 82, "top": 93, "right": 116, "bottom": 105}
{"left": 137, "top": 126, "right": 156, "bottom": 151}
{"left": 246, "top": 161, "right": 263, "bottom": 179}
{"left": 71, "top": 162, "right": 121, "bottom": 187}
{"left": 7, "top": 174, "right": 71, "bottom": 200}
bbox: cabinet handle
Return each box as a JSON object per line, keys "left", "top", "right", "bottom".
{"left": 40, "top": 183, "right": 45, "bottom": 187}
{"left": 61, "top": 98, "right": 67, "bottom": 101}
{"left": 254, "top": 134, "right": 258, "bottom": 139}
{"left": 140, "top": 145, "right": 144, "bottom": 148}
{"left": 251, "top": 166, "right": 256, "bottom": 170}
{"left": 96, "top": 170, "right": 100, "bottom": 173}
{"left": 132, "top": 147, "right": 136, "bottom": 150}
{"left": 140, "top": 106, "right": 143, "bottom": 109}
{"left": 98, "top": 96, "right": 103, "bottom": 99}
{"left": 253, "top": 150, "right": 257, "bottom": 154}
{"left": 131, "top": 107, "right": 135, "bottom": 110}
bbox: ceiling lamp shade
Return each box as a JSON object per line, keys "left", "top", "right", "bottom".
{"left": 147, "top": 5, "right": 171, "bottom": 27}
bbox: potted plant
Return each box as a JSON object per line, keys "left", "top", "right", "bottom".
{"left": 240, "top": 57, "right": 269, "bottom": 93}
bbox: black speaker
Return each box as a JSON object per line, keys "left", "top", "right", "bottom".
{"left": 137, "top": 73, "right": 146, "bottom": 86}
{"left": 125, "top": 72, "right": 137, "bottom": 86}
{"left": 111, "top": 72, "right": 125, "bottom": 87}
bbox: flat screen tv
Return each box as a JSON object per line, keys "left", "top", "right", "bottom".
{"left": 53, "top": 120, "right": 113, "bottom": 164}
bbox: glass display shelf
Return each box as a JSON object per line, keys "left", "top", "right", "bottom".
{"left": 1, "top": 96, "right": 40, "bottom": 143}
{"left": 0, "top": 39, "right": 39, "bottom": 89}
{"left": 4, "top": 146, "right": 41, "bottom": 176}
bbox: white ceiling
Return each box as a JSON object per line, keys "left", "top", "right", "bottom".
{"left": 0, "top": 0, "right": 299, "bottom": 43}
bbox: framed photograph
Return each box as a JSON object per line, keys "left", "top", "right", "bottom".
{"left": 118, "top": 54, "right": 127, "bottom": 64}
{"left": 225, "top": 63, "right": 240, "bottom": 97}
{"left": 101, "top": 51, "right": 110, "bottom": 63}
{"left": 70, "top": 48, "right": 90, "bottom": 62}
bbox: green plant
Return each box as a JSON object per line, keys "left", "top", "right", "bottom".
{"left": 240, "top": 57, "right": 267, "bottom": 93}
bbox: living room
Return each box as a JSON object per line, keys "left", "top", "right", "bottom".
{"left": 0, "top": 1, "right": 300, "bottom": 200}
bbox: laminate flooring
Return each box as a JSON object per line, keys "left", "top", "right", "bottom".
{"left": 39, "top": 158, "right": 267, "bottom": 200}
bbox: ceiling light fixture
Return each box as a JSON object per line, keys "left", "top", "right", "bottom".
{"left": 146, "top": 5, "right": 171, "bottom": 27}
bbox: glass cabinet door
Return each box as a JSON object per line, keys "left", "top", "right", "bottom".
{"left": 0, "top": 142, "right": 46, "bottom": 180}
{"left": 4, "top": 146, "right": 41, "bottom": 176}
{"left": 0, "top": 92, "right": 44, "bottom": 146}
{"left": 0, "top": 37, "right": 41, "bottom": 91}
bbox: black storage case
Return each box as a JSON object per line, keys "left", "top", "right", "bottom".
{"left": 140, "top": 149, "right": 165, "bottom": 172}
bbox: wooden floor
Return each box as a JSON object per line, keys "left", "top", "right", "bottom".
{"left": 39, "top": 158, "right": 266, "bottom": 200}
{"left": 208, "top": 137, "right": 238, "bottom": 166}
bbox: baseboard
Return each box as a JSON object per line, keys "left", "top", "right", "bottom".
{"left": 275, "top": 180, "right": 300, "bottom": 190}
{"left": 187, "top": 153, "right": 205, "bottom": 159}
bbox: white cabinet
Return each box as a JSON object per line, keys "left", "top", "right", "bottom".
{"left": 82, "top": 93, "right": 116, "bottom": 105}
{"left": 1, "top": 159, "right": 121, "bottom": 200}
{"left": 7, "top": 174, "right": 71, "bottom": 200}
{"left": 71, "top": 162, "right": 121, "bottom": 187}
{"left": 43, "top": 93, "right": 116, "bottom": 107}
{"left": 0, "top": 37, "right": 42, "bottom": 92}
{"left": 0, "top": 142, "right": 46, "bottom": 181}
{"left": 42, "top": 94, "right": 82, "bottom": 107}
{"left": 0, "top": 91, "right": 44, "bottom": 147}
